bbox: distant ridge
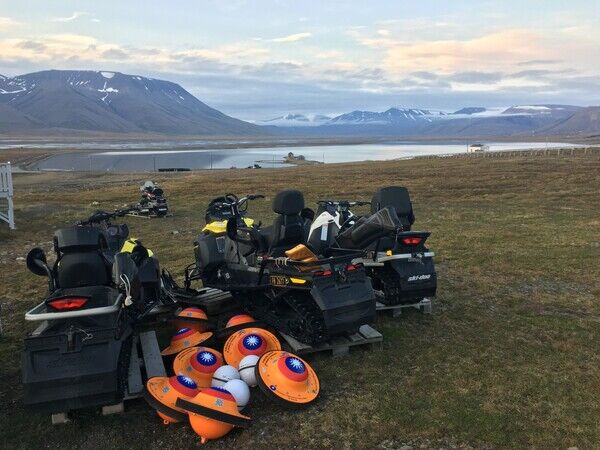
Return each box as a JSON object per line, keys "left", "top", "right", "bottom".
{"left": 0, "top": 70, "right": 263, "bottom": 135}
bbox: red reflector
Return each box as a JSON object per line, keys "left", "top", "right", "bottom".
{"left": 47, "top": 297, "right": 88, "bottom": 310}
{"left": 346, "top": 263, "right": 363, "bottom": 271}
{"left": 401, "top": 237, "right": 423, "bottom": 246}
{"left": 313, "top": 269, "right": 332, "bottom": 277}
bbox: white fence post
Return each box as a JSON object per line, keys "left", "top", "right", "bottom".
{"left": 0, "top": 162, "right": 15, "bottom": 230}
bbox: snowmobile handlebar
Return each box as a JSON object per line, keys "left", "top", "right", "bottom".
{"left": 76, "top": 207, "right": 135, "bottom": 226}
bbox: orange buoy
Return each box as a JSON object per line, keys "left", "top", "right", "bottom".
{"left": 217, "top": 314, "right": 261, "bottom": 340}
{"left": 255, "top": 351, "right": 320, "bottom": 406}
{"left": 176, "top": 387, "right": 251, "bottom": 444}
{"left": 173, "top": 346, "right": 223, "bottom": 387}
{"left": 161, "top": 327, "right": 213, "bottom": 356}
{"left": 143, "top": 375, "right": 199, "bottom": 424}
{"left": 223, "top": 327, "right": 281, "bottom": 367}
{"left": 171, "top": 307, "right": 210, "bottom": 332}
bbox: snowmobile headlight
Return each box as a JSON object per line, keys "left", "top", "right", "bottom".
{"left": 289, "top": 277, "right": 307, "bottom": 285}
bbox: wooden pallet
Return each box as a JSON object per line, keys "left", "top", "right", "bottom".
{"left": 280, "top": 324, "right": 383, "bottom": 357}
{"left": 376, "top": 297, "right": 432, "bottom": 318}
{"left": 50, "top": 330, "right": 166, "bottom": 425}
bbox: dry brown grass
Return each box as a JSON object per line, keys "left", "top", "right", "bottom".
{"left": 1, "top": 150, "right": 599, "bottom": 449}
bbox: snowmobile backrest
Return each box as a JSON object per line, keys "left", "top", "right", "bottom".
{"left": 272, "top": 190, "right": 304, "bottom": 215}
{"left": 53, "top": 227, "right": 111, "bottom": 288}
{"left": 54, "top": 227, "right": 107, "bottom": 252}
{"left": 269, "top": 190, "right": 306, "bottom": 253}
{"left": 371, "top": 186, "right": 415, "bottom": 230}
{"left": 337, "top": 206, "right": 400, "bottom": 249}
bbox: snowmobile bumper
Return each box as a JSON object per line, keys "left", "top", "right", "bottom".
{"left": 363, "top": 251, "right": 437, "bottom": 304}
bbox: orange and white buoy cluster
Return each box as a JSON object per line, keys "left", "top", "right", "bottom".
{"left": 143, "top": 308, "right": 320, "bottom": 444}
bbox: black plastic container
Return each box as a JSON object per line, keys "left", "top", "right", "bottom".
{"left": 22, "top": 314, "right": 132, "bottom": 413}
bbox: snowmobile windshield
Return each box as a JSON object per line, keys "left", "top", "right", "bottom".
{"left": 337, "top": 206, "right": 401, "bottom": 249}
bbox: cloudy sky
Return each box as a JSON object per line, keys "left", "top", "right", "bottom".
{"left": 0, "top": 0, "right": 598, "bottom": 120}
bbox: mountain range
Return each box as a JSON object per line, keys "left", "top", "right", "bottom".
{"left": 0, "top": 70, "right": 261, "bottom": 135}
{"left": 0, "top": 70, "right": 598, "bottom": 138}
{"left": 261, "top": 104, "right": 599, "bottom": 137}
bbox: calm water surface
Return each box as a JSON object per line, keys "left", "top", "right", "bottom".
{"left": 34, "top": 141, "right": 576, "bottom": 172}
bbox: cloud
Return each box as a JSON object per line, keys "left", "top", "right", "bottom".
{"left": 51, "top": 12, "right": 88, "bottom": 23}
{"left": 0, "top": 16, "right": 19, "bottom": 31}
{"left": 270, "top": 32, "right": 311, "bottom": 43}
{"left": 102, "top": 48, "right": 129, "bottom": 60}
{"left": 16, "top": 40, "right": 47, "bottom": 52}
{"left": 517, "top": 59, "right": 561, "bottom": 67}
{"left": 360, "top": 29, "right": 549, "bottom": 75}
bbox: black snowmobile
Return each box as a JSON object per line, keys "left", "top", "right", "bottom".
{"left": 22, "top": 208, "right": 162, "bottom": 413}
{"left": 307, "top": 186, "right": 437, "bottom": 305}
{"left": 135, "top": 180, "right": 169, "bottom": 217}
{"left": 182, "top": 191, "right": 376, "bottom": 345}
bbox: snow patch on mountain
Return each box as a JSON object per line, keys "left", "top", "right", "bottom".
{"left": 262, "top": 113, "right": 331, "bottom": 126}
{"left": 100, "top": 71, "right": 115, "bottom": 79}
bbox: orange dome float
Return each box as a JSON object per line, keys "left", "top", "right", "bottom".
{"left": 176, "top": 387, "right": 251, "bottom": 444}
{"left": 171, "top": 307, "right": 210, "bottom": 332}
{"left": 161, "top": 327, "right": 212, "bottom": 356}
{"left": 143, "top": 375, "right": 199, "bottom": 424}
{"left": 217, "top": 314, "right": 260, "bottom": 340}
{"left": 173, "top": 346, "right": 223, "bottom": 387}
{"left": 223, "top": 327, "right": 281, "bottom": 367}
{"left": 256, "top": 351, "right": 320, "bottom": 406}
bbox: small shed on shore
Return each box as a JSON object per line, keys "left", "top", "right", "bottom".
{"left": 468, "top": 143, "right": 489, "bottom": 153}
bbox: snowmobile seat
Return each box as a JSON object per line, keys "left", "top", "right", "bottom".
{"left": 371, "top": 186, "right": 415, "bottom": 231}
{"left": 56, "top": 251, "right": 110, "bottom": 288}
{"left": 268, "top": 190, "right": 307, "bottom": 255}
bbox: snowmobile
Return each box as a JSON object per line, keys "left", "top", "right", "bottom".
{"left": 307, "top": 186, "right": 437, "bottom": 305}
{"left": 182, "top": 191, "right": 376, "bottom": 345}
{"left": 134, "top": 180, "right": 169, "bottom": 217}
{"left": 22, "top": 208, "right": 162, "bottom": 413}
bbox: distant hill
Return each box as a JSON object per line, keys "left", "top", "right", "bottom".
{"left": 452, "top": 107, "right": 486, "bottom": 115}
{"left": 328, "top": 108, "right": 443, "bottom": 125}
{"left": 261, "top": 113, "right": 331, "bottom": 126}
{"left": 543, "top": 107, "right": 600, "bottom": 135}
{"left": 0, "top": 70, "right": 263, "bottom": 135}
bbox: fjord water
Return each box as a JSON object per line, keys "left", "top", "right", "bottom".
{"left": 34, "top": 141, "right": 575, "bottom": 172}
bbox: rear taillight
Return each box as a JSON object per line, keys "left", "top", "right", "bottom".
{"left": 47, "top": 297, "right": 88, "bottom": 310}
{"left": 313, "top": 269, "right": 332, "bottom": 277}
{"left": 401, "top": 237, "right": 423, "bottom": 246}
{"left": 346, "top": 263, "right": 363, "bottom": 271}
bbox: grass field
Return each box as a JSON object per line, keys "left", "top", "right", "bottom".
{"left": 1, "top": 150, "right": 599, "bottom": 449}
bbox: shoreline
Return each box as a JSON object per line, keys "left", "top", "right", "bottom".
{"left": 7, "top": 144, "right": 598, "bottom": 174}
